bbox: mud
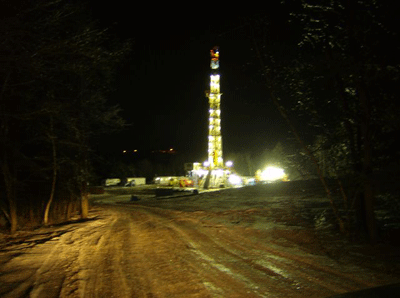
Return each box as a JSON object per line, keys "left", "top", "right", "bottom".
{"left": 1, "top": 184, "right": 399, "bottom": 297}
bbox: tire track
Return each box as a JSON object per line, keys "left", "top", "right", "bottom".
{"left": 122, "top": 209, "right": 214, "bottom": 297}
{"left": 1, "top": 202, "right": 398, "bottom": 298}
{"left": 131, "top": 206, "right": 291, "bottom": 297}
{"left": 75, "top": 211, "right": 133, "bottom": 297}
{"left": 133, "top": 204, "right": 393, "bottom": 298}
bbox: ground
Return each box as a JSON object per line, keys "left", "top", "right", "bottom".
{"left": 1, "top": 183, "right": 399, "bottom": 297}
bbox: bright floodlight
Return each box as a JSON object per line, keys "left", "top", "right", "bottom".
{"left": 203, "top": 161, "right": 210, "bottom": 167}
{"left": 228, "top": 174, "right": 242, "bottom": 185}
{"left": 260, "top": 166, "right": 285, "bottom": 181}
{"left": 225, "top": 160, "right": 233, "bottom": 167}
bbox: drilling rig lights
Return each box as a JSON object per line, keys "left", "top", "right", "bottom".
{"left": 185, "top": 47, "right": 256, "bottom": 189}
{"left": 207, "top": 46, "right": 223, "bottom": 170}
{"left": 144, "top": 47, "right": 260, "bottom": 190}
{"left": 256, "top": 166, "right": 288, "bottom": 183}
{"left": 194, "top": 48, "right": 247, "bottom": 188}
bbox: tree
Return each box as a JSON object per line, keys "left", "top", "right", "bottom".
{"left": 248, "top": 0, "right": 398, "bottom": 242}
{"left": 246, "top": 1, "right": 399, "bottom": 240}
{"left": 0, "top": 0, "right": 130, "bottom": 232}
{"left": 247, "top": 13, "right": 347, "bottom": 234}
{"left": 292, "top": 0, "right": 399, "bottom": 242}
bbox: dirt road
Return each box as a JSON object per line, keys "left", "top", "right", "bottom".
{"left": 1, "top": 185, "right": 399, "bottom": 297}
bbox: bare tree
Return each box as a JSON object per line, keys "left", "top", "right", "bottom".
{"left": 0, "top": 0, "right": 130, "bottom": 231}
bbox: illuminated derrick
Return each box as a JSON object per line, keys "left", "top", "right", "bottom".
{"left": 207, "top": 47, "right": 223, "bottom": 169}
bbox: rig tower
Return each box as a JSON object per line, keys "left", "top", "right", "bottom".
{"left": 207, "top": 46, "right": 223, "bottom": 169}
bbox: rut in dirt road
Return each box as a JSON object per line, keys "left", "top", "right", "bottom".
{"left": 124, "top": 205, "right": 388, "bottom": 298}
{"left": 0, "top": 203, "right": 398, "bottom": 298}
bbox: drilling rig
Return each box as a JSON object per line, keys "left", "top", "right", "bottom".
{"left": 202, "top": 46, "right": 227, "bottom": 188}
{"left": 186, "top": 47, "right": 242, "bottom": 189}
{"left": 207, "top": 46, "right": 224, "bottom": 169}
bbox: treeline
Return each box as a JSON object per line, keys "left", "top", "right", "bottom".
{"left": 243, "top": 1, "right": 399, "bottom": 242}
{"left": 0, "top": 0, "right": 130, "bottom": 233}
{"left": 99, "top": 151, "right": 189, "bottom": 183}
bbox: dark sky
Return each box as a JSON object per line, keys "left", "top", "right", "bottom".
{"left": 90, "top": 5, "right": 291, "bottom": 162}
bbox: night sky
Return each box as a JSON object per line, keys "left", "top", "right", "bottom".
{"left": 90, "top": 5, "right": 292, "bottom": 162}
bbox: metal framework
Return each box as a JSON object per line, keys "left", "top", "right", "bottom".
{"left": 207, "top": 47, "right": 223, "bottom": 169}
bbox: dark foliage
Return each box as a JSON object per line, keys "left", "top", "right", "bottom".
{"left": 0, "top": 0, "right": 130, "bottom": 231}
{"left": 247, "top": 1, "right": 399, "bottom": 242}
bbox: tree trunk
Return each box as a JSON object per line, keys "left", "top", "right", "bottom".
{"left": 358, "top": 82, "right": 377, "bottom": 243}
{"left": 251, "top": 36, "right": 346, "bottom": 233}
{"left": 2, "top": 162, "right": 18, "bottom": 234}
{"left": 29, "top": 198, "right": 35, "bottom": 226}
{"left": 8, "top": 196, "right": 17, "bottom": 234}
{"left": 43, "top": 117, "right": 57, "bottom": 225}
{"left": 80, "top": 182, "right": 89, "bottom": 219}
{"left": 66, "top": 195, "right": 74, "bottom": 221}
{"left": 270, "top": 89, "right": 346, "bottom": 233}
{"left": 0, "top": 72, "right": 17, "bottom": 233}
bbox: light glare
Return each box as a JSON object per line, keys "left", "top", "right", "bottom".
{"left": 228, "top": 174, "right": 242, "bottom": 185}
{"left": 260, "top": 166, "right": 285, "bottom": 181}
